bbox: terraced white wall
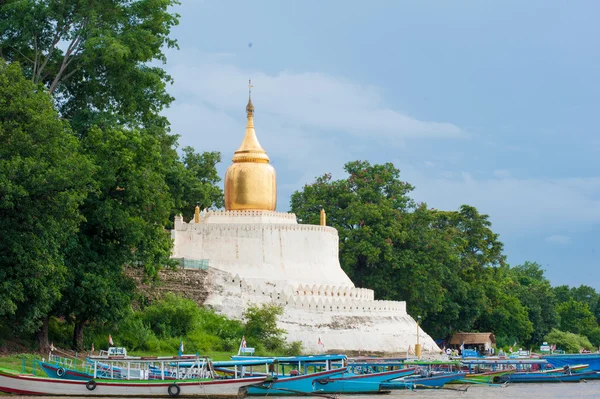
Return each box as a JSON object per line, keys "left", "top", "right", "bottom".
{"left": 172, "top": 213, "right": 354, "bottom": 287}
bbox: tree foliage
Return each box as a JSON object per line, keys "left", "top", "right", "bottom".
{"left": 291, "top": 160, "right": 600, "bottom": 348}
{"left": 544, "top": 329, "right": 594, "bottom": 353}
{"left": 243, "top": 304, "right": 286, "bottom": 351}
{"left": 291, "top": 161, "right": 507, "bottom": 339}
{"left": 0, "top": 60, "right": 93, "bottom": 336}
{"left": 0, "top": 1, "right": 227, "bottom": 350}
{"left": 0, "top": 0, "right": 180, "bottom": 131}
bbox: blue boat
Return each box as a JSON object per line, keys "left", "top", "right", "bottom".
{"left": 544, "top": 354, "right": 600, "bottom": 372}
{"left": 232, "top": 355, "right": 347, "bottom": 396}
{"left": 309, "top": 367, "right": 418, "bottom": 394}
{"left": 312, "top": 378, "right": 390, "bottom": 394}
{"left": 248, "top": 367, "right": 347, "bottom": 396}
{"left": 498, "top": 370, "right": 599, "bottom": 383}
{"left": 37, "top": 361, "right": 96, "bottom": 381}
{"left": 382, "top": 372, "right": 467, "bottom": 389}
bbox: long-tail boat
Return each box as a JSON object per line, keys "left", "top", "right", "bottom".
{"left": 0, "top": 368, "right": 266, "bottom": 397}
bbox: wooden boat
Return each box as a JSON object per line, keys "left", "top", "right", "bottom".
{"left": 454, "top": 369, "right": 514, "bottom": 384}
{"left": 381, "top": 372, "right": 467, "bottom": 389}
{"left": 310, "top": 367, "right": 417, "bottom": 394}
{"left": 39, "top": 357, "right": 274, "bottom": 382}
{"left": 544, "top": 353, "right": 600, "bottom": 372}
{"left": 0, "top": 368, "right": 266, "bottom": 397}
{"left": 247, "top": 368, "right": 346, "bottom": 396}
{"left": 498, "top": 370, "right": 598, "bottom": 383}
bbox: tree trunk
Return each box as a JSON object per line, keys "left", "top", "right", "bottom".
{"left": 72, "top": 318, "right": 85, "bottom": 351}
{"left": 36, "top": 317, "right": 50, "bottom": 353}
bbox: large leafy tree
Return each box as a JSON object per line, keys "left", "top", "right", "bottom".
{"left": 290, "top": 161, "right": 506, "bottom": 338}
{"left": 557, "top": 299, "right": 597, "bottom": 336}
{"left": 0, "top": 0, "right": 180, "bottom": 131}
{"left": 0, "top": 60, "right": 93, "bottom": 347}
{"left": 424, "top": 206, "right": 505, "bottom": 337}
{"left": 166, "top": 147, "right": 224, "bottom": 225}
{"left": 508, "top": 262, "right": 558, "bottom": 345}
{"left": 60, "top": 125, "right": 175, "bottom": 349}
{"left": 1, "top": 1, "right": 225, "bottom": 349}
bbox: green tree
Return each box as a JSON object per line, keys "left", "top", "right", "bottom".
{"left": 290, "top": 161, "right": 506, "bottom": 339}
{"left": 557, "top": 299, "right": 597, "bottom": 336}
{"left": 553, "top": 285, "right": 572, "bottom": 304}
{"left": 508, "top": 262, "right": 559, "bottom": 345}
{"left": 166, "top": 147, "right": 224, "bottom": 224}
{"left": 544, "top": 329, "right": 594, "bottom": 353}
{"left": 0, "top": 0, "right": 180, "bottom": 131}
{"left": 243, "top": 304, "right": 286, "bottom": 351}
{"left": 0, "top": 60, "right": 93, "bottom": 349}
{"left": 475, "top": 266, "right": 533, "bottom": 343}
{"left": 60, "top": 125, "right": 175, "bottom": 349}
{"left": 570, "top": 285, "right": 600, "bottom": 324}
{"left": 1, "top": 1, "right": 227, "bottom": 349}
{"left": 425, "top": 206, "right": 505, "bottom": 337}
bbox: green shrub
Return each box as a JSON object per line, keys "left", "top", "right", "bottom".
{"left": 586, "top": 327, "right": 600, "bottom": 347}
{"left": 544, "top": 329, "right": 594, "bottom": 353}
{"left": 116, "top": 316, "right": 155, "bottom": 351}
{"left": 243, "top": 304, "right": 286, "bottom": 351}
{"left": 282, "top": 341, "right": 303, "bottom": 356}
{"left": 141, "top": 294, "right": 201, "bottom": 337}
{"left": 185, "top": 330, "right": 221, "bottom": 353}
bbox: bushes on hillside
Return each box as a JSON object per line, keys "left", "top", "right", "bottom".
{"left": 544, "top": 329, "right": 594, "bottom": 353}
{"left": 69, "top": 295, "right": 302, "bottom": 356}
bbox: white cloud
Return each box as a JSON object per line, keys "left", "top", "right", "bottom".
{"left": 162, "top": 50, "right": 600, "bottom": 242}
{"left": 545, "top": 235, "right": 570, "bottom": 244}
{"left": 165, "top": 51, "right": 465, "bottom": 143}
{"left": 400, "top": 163, "right": 600, "bottom": 237}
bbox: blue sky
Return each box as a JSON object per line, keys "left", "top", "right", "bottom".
{"left": 163, "top": 0, "right": 600, "bottom": 289}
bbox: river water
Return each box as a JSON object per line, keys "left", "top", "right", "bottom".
{"left": 10, "top": 381, "right": 600, "bottom": 399}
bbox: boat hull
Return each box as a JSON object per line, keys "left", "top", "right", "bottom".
{"left": 38, "top": 362, "right": 93, "bottom": 381}
{"left": 450, "top": 369, "right": 513, "bottom": 384}
{"left": 544, "top": 354, "right": 600, "bottom": 372}
{"left": 0, "top": 369, "right": 265, "bottom": 397}
{"left": 309, "top": 368, "right": 416, "bottom": 394}
{"left": 382, "top": 372, "right": 467, "bottom": 389}
{"left": 247, "top": 368, "right": 345, "bottom": 396}
{"left": 499, "top": 371, "right": 599, "bottom": 383}
{"left": 313, "top": 379, "right": 389, "bottom": 394}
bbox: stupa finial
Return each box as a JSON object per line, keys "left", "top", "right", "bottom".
{"left": 246, "top": 79, "right": 254, "bottom": 117}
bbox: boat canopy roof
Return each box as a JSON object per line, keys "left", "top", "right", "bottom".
{"left": 212, "top": 359, "right": 274, "bottom": 367}
{"left": 460, "top": 359, "right": 548, "bottom": 365}
{"left": 231, "top": 354, "right": 346, "bottom": 363}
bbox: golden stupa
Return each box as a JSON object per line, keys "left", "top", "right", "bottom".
{"left": 224, "top": 81, "right": 277, "bottom": 211}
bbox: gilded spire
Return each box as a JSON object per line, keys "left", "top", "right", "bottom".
{"left": 232, "top": 79, "right": 269, "bottom": 163}
{"left": 246, "top": 79, "right": 254, "bottom": 117}
{"left": 224, "top": 81, "right": 277, "bottom": 211}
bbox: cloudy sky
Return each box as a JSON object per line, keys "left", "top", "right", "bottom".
{"left": 163, "top": 0, "right": 600, "bottom": 289}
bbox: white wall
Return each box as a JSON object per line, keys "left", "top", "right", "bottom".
{"left": 172, "top": 221, "right": 354, "bottom": 287}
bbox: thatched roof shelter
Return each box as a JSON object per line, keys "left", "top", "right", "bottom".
{"left": 449, "top": 332, "right": 496, "bottom": 350}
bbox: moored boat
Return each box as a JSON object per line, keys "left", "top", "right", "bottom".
{"left": 247, "top": 367, "right": 346, "bottom": 396}
{"left": 0, "top": 368, "right": 266, "bottom": 397}
{"left": 382, "top": 372, "right": 467, "bottom": 389}
{"left": 544, "top": 353, "right": 600, "bottom": 372}
{"left": 455, "top": 369, "right": 514, "bottom": 384}
{"left": 498, "top": 370, "right": 599, "bottom": 383}
{"left": 309, "top": 367, "right": 417, "bottom": 394}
